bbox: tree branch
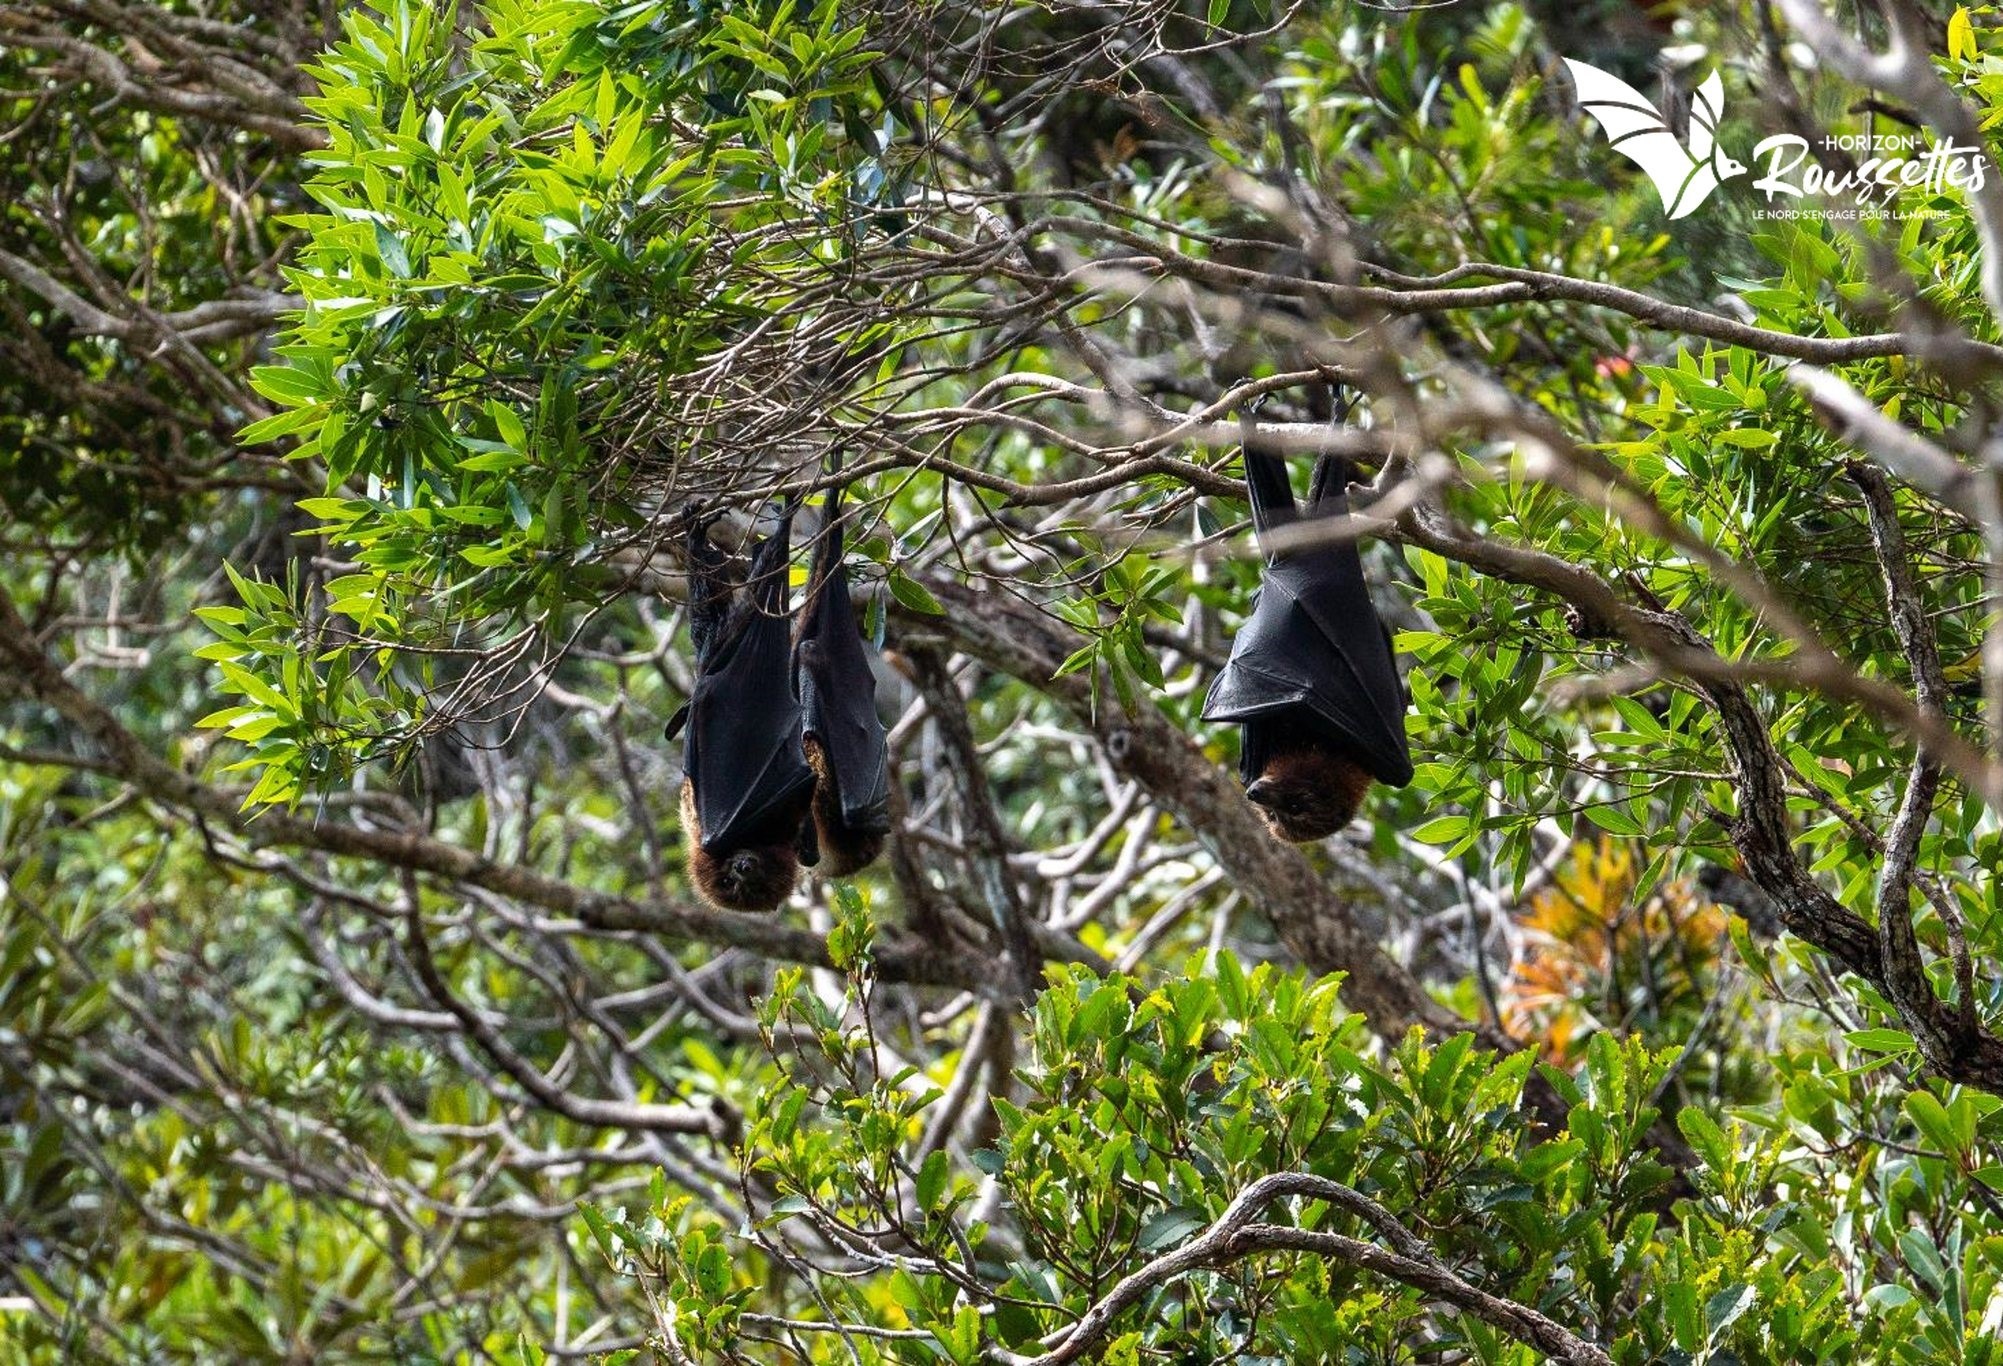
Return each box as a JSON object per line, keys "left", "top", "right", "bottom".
{"left": 1001, "top": 1171, "right": 1613, "bottom": 1366}
{"left": 1396, "top": 501, "right": 2003, "bottom": 1089}
{"left": 400, "top": 897, "right": 729, "bottom": 1136}
{"left": 0, "top": 580, "right": 1063, "bottom": 996}
{"left": 1852, "top": 461, "right": 1976, "bottom": 1044}
{"left": 903, "top": 644, "right": 1043, "bottom": 1001}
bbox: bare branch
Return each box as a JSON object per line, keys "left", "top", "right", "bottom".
{"left": 1001, "top": 1171, "right": 1613, "bottom": 1366}
{"left": 1852, "top": 462, "right": 1976, "bottom": 1042}
{"left": 1793, "top": 365, "right": 1981, "bottom": 519}
{"left": 904, "top": 644, "right": 1043, "bottom": 1000}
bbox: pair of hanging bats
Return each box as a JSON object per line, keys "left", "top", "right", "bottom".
{"left": 666, "top": 479, "right": 893, "bottom": 912}
{"left": 667, "top": 444, "right": 1410, "bottom": 914}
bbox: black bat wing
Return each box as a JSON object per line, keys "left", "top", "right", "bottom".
{"left": 682, "top": 512, "right": 815, "bottom": 851}
{"left": 1243, "top": 440, "right": 1301, "bottom": 539}
{"left": 797, "top": 485, "right": 892, "bottom": 834}
{"left": 1202, "top": 450, "right": 1414, "bottom": 787}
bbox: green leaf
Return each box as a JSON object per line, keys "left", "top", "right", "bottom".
{"left": 1715, "top": 427, "right": 1776, "bottom": 449}
{"left": 375, "top": 221, "right": 412, "bottom": 277}
{"left": 1665, "top": 1278, "right": 1702, "bottom": 1351}
{"left": 1905, "top": 1090, "right": 1962, "bottom": 1156}
{"left": 887, "top": 568, "right": 943, "bottom": 615}
{"left": 915, "top": 1149, "right": 949, "bottom": 1212}
{"left": 1900, "top": 1227, "right": 1948, "bottom": 1294}
{"left": 1706, "top": 1284, "right": 1755, "bottom": 1338}
{"left": 578, "top": 1204, "right": 618, "bottom": 1262}
{"left": 459, "top": 446, "right": 530, "bottom": 473}
{"left": 1409, "top": 815, "right": 1469, "bottom": 845}
{"left": 506, "top": 483, "right": 535, "bottom": 531}
{"left": 1582, "top": 805, "right": 1643, "bottom": 836}
{"left": 1676, "top": 1106, "right": 1729, "bottom": 1170}
{"left": 239, "top": 403, "right": 325, "bottom": 445}
{"left": 249, "top": 365, "right": 325, "bottom": 405}
{"left": 1845, "top": 1028, "right": 1916, "bottom": 1055}
{"left": 487, "top": 399, "right": 528, "bottom": 450}
{"left": 1950, "top": 7, "right": 1977, "bottom": 62}
{"left": 1137, "top": 1207, "right": 1206, "bottom": 1251}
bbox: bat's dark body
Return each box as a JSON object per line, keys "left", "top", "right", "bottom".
{"left": 794, "top": 480, "right": 892, "bottom": 877}
{"left": 667, "top": 509, "right": 816, "bottom": 911}
{"left": 1201, "top": 447, "right": 1413, "bottom": 841}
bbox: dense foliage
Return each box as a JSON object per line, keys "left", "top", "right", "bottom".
{"left": 9, "top": 0, "right": 2003, "bottom": 1361}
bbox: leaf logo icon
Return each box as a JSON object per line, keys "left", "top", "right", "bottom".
{"left": 1564, "top": 60, "right": 1747, "bottom": 219}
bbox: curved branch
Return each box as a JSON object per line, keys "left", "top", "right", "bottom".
{"left": 1853, "top": 462, "right": 1977, "bottom": 1046}
{"left": 0, "top": 249, "right": 298, "bottom": 346}
{"left": 1003, "top": 1171, "right": 1612, "bottom": 1366}
{"left": 401, "top": 900, "right": 727, "bottom": 1136}
{"left": 1040, "top": 213, "right": 2003, "bottom": 366}
{"left": 0, "top": 582, "right": 1095, "bottom": 996}
{"left": 1395, "top": 502, "right": 2003, "bottom": 1090}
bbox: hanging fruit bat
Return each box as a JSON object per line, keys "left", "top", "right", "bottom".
{"left": 665, "top": 507, "right": 817, "bottom": 912}
{"left": 794, "top": 467, "right": 893, "bottom": 877}
{"left": 1201, "top": 442, "right": 1414, "bottom": 841}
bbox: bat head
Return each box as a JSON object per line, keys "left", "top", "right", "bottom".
{"left": 681, "top": 780, "right": 801, "bottom": 912}
{"left": 1245, "top": 743, "right": 1375, "bottom": 843}
{"left": 804, "top": 734, "right": 888, "bottom": 878}
{"left": 687, "top": 841, "right": 801, "bottom": 913}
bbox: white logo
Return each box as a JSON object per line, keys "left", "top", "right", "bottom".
{"left": 1564, "top": 59, "right": 1746, "bottom": 219}
{"left": 1747, "top": 133, "right": 1985, "bottom": 211}
{"left": 1564, "top": 57, "right": 1982, "bottom": 223}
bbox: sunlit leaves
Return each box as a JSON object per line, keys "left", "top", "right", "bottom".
{"left": 584, "top": 950, "right": 1949, "bottom": 1363}
{"left": 1052, "top": 551, "right": 1185, "bottom": 711}
{"left": 211, "top": 0, "right": 892, "bottom": 804}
